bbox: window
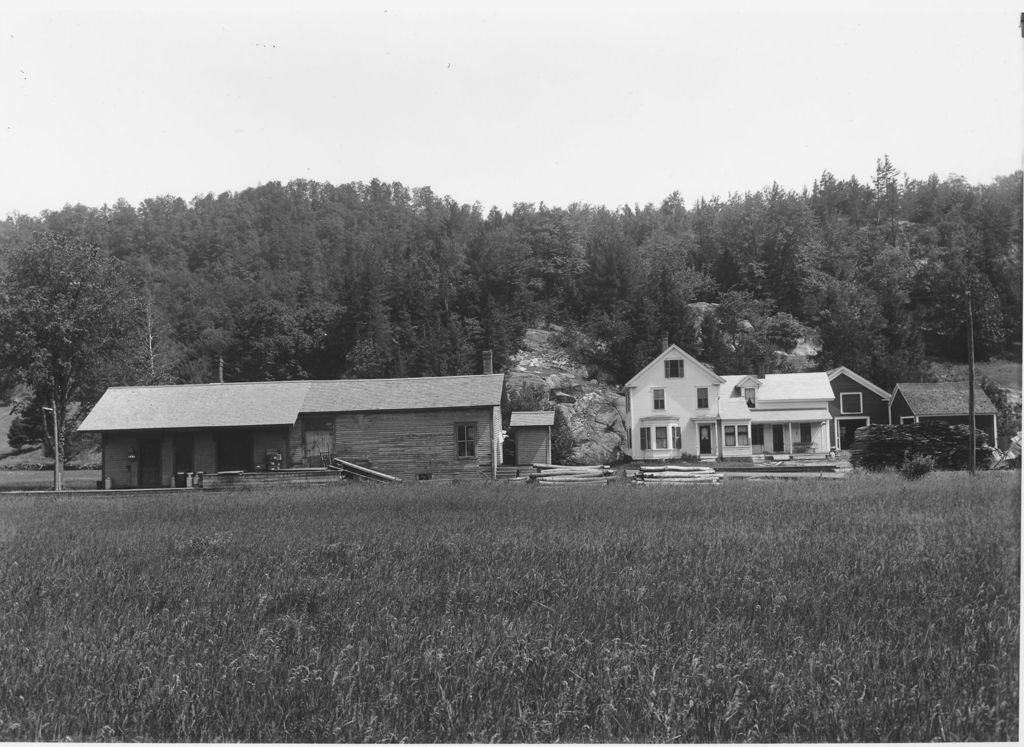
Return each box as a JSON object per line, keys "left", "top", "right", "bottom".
{"left": 696, "top": 387, "right": 709, "bottom": 409}
{"left": 639, "top": 427, "right": 651, "bottom": 450}
{"left": 743, "top": 387, "right": 756, "bottom": 408}
{"left": 724, "top": 425, "right": 749, "bottom": 447}
{"left": 664, "top": 359, "right": 684, "bottom": 378}
{"left": 840, "top": 392, "right": 863, "bottom": 414}
{"left": 455, "top": 423, "right": 476, "bottom": 458}
{"left": 900, "top": 416, "right": 916, "bottom": 425}
{"left": 672, "top": 425, "right": 682, "bottom": 449}
{"left": 626, "top": 429, "right": 632, "bottom": 449}
{"left": 655, "top": 426, "right": 668, "bottom": 449}
{"left": 799, "top": 423, "right": 812, "bottom": 443}
{"left": 624, "top": 391, "right": 631, "bottom": 414}
{"left": 653, "top": 388, "right": 665, "bottom": 410}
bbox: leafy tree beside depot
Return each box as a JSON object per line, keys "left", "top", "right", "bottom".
{"left": 0, "top": 233, "right": 141, "bottom": 460}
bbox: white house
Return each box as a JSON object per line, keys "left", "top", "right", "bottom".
{"left": 623, "top": 343, "right": 835, "bottom": 461}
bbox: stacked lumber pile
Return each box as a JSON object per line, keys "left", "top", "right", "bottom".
{"left": 529, "top": 463, "right": 616, "bottom": 487}
{"left": 633, "top": 464, "right": 722, "bottom": 486}
{"left": 328, "top": 457, "right": 402, "bottom": 483}
{"left": 849, "top": 423, "right": 992, "bottom": 471}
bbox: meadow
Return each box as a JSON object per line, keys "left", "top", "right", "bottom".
{"left": 0, "top": 472, "right": 1018, "bottom": 742}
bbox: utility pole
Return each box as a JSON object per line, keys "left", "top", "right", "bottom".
{"left": 43, "top": 401, "right": 61, "bottom": 491}
{"left": 967, "top": 286, "right": 977, "bottom": 475}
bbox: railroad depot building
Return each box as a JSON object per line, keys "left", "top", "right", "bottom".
{"left": 77, "top": 374, "right": 506, "bottom": 487}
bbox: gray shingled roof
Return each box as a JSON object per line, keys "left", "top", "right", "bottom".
{"left": 77, "top": 381, "right": 313, "bottom": 432}
{"left": 509, "top": 411, "right": 555, "bottom": 427}
{"left": 302, "top": 375, "right": 505, "bottom": 413}
{"left": 78, "top": 374, "right": 505, "bottom": 432}
{"left": 895, "top": 381, "right": 998, "bottom": 416}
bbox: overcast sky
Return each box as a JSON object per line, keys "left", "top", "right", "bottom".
{"left": 1, "top": 0, "right": 1021, "bottom": 217}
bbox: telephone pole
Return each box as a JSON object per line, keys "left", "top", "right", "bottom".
{"left": 42, "top": 402, "right": 61, "bottom": 491}
{"left": 967, "top": 287, "right": 976, "bottom": 475}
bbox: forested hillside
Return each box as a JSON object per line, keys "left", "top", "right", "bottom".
{"left": 1, "top": 158, "right": 1020, "bottom": 397}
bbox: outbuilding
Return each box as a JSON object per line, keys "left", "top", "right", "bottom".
{"left": 508, "top": 410, "right": 555, "bottom": 467}
{"left": 888, "top": 381, "right": 998, "bottom": 445}
{"left": 77, "top": 374, "right": 506, "bottom": 487}
{"left": 826, "top": 366, "right": 892, "bottom": 450}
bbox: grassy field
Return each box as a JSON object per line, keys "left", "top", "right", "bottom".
{"left": 0, "top": 469, "right": 102, "bottom": 492}
{"left": 0, "top": 472, "right": 1017, "bottom": 741}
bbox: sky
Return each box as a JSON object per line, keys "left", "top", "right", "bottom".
{"left": 1, "top": 0, "right": 1021, "bottom": 217}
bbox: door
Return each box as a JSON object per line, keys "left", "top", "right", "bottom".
{"left": 772, "top": 425, "right": 785, "bottom": 453}
{"left": 838, "top": 418, "right": 868, "bottom": 449}
{"left": 304, "top": 429, "right": 333, "bottom": 466}
{"left": 698, "top": 425, "right": 712, "bottom": 455}
{"left": 216, "top": 430, "right": 254, "bottom": 472}
{"left": 173, "top": 434, "right": 194, "bottom": 474}
{"left": 138, "top": 437, "right": 162, "bottom": 488}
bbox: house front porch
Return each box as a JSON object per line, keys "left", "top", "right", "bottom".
{"left": 748, "top": 412, "right": 831, "bottom": 459}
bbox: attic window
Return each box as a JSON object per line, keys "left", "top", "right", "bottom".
{"left": 664, "top": 359, "right": 684, "bottom": 378}
{"left": 743, "top": 387, "right": 756, "bottom": 408}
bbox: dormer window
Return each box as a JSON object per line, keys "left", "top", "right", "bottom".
{"left": 664, "top": 359, "right": 684, "bottom": 378}
{"left": 743, "top": 387, "right": 756, "bottom": 408}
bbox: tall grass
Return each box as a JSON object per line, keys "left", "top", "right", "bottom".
{"left": 0, "top": 472, "right": 1018, "bottom": 741}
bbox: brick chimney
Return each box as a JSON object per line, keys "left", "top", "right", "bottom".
{"left": 482, "top": 349, "right": 493, "bottom": 375}
{"left": 661, "top": 333, "right": 670, "bottom": 352}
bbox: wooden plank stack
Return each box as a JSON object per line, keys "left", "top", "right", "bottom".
{"left": 849, "top": 423, "right": 991, "bottom": 471}
{"left": 633, "top": 464, "right": 722, "bottom": 486}
{"left": 329, "top": 457, "right": 403, "bottom": 483}
{"left": 529, "top": 463, "right": 616, "bottom": 487}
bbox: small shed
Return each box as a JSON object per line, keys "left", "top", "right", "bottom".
{"left": 889, "top": 381, "right": 998, "bottom": 445}
{"left": 509, "top": 411, "right": 555, "bottom": 467}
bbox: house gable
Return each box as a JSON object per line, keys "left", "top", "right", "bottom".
{"left": 827, "top": 367, "right": 890, "bottom": 401}
{"left": 624, "top": 345, "right": 724, "bottom": 389}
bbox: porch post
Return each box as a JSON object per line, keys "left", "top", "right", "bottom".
{"left": 788, "top": 422, "right": 793, "bottom": 454}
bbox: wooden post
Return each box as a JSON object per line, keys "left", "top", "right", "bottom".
{"left": 44, "top": 401, "right": 61, "bottom": 492}
{"left": 967, "top": 287, "right": 976, "bottom": 475}
{"left": 53, "top": 399, "right": 61, "bottom": 491}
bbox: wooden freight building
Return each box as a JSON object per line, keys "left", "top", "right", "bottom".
{"left": 77, "top": 373, "right": 506, "bottom": 487}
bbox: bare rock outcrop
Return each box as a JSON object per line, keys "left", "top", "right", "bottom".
{"left": 506, "top": 326, "right": 628, "bottom": 465}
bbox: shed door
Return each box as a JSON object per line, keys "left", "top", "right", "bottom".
{"left": 304, "top": 429, "right": 333, "bottom": 466}
{"left": 173, "top": 434, "right": 194, "bottom": 474}
{"left": 515, "top": 427, "right": 549, "bottom": 467}
{"left": 138, "top": 437, "right": 162, "bottom": 488}
{"left": 216, "top": 431, "right": 253, "bottom": 472}
{"left": 838, "top": 419, "right": 868, "bottom": 449}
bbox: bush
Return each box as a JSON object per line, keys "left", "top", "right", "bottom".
{"left": 899, "top": 453, "right": 936, "bottom": 480}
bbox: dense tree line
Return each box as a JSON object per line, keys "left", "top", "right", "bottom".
{"left": 1, "top": 159, "right": 1020, "bottom": 425}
